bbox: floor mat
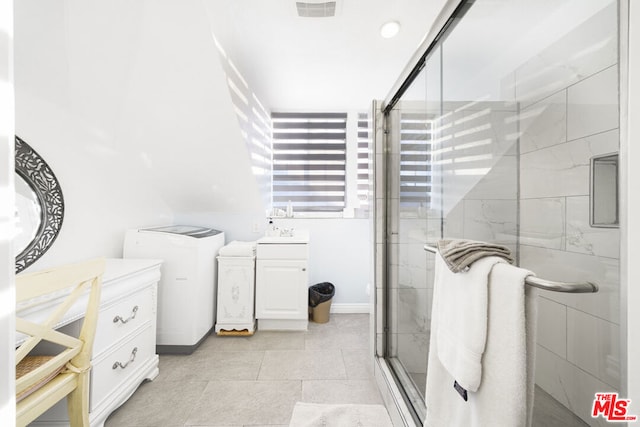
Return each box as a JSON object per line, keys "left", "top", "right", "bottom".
{"left": 289, "top": 402, "right": 394, "bottom": 427}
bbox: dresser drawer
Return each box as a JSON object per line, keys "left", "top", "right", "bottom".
{"left": 257, "top": 243, "right": 308, "bottom": 259}
{"left": 90, "top": 324, "right": 155, "bottom": 411}
{"left": 94, "top": 286, "right": 154, "bottom": 356}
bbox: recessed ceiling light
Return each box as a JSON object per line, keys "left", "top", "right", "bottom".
{"left": 380, "top": 21, "right": 400, "bottom": 38}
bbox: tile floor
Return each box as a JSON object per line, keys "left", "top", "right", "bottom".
{"left": 532, "top": 387, "right": 589, "bottom": 427}
{"left": 105, "top": 314, "right": 382, "bottom": 427}
{"left": 105, "top": 313, "right": 588, "bottom": 427}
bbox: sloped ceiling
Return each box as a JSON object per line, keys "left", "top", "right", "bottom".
{"left": 205, "top": 0, "right": 448, "bottom": 110}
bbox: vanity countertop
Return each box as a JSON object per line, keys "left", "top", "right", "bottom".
{"left": 258, "top": 230, "right": 309, "bottom": 244}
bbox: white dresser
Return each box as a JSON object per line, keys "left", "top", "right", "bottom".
{"left": 255, "top": 231, "right": 309, "bottom": 331}
{"left": 18, "top": 258, "right": 162, "bottom": 427}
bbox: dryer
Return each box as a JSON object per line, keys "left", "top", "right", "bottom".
{"left": 123, "top": 225, "right": 225, "bottom": 353}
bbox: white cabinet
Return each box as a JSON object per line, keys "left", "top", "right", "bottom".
{"left": 255, "top": 233, "right": 309, "bottom": 331}
{"left": 215, "top": 256, "right": 256, "bottom": 333}
{"left": 256, "top": 259, "right": 307, "bottom": 319}
{"left": 23, "top": 259, "right": 162, "bottom": 427}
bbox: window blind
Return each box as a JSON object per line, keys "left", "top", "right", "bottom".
{"left": 400, "top": 112, "right": 431, "bottom": 208}
{"left": 357, "top": 112, "right": 372, "bottom": 210}
{"left": 271, "top": 112, "right": 347, "bottom": 212}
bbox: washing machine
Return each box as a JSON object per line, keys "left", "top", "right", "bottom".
{"left": 123, "top": 225, "right": 225, "bottom": 354}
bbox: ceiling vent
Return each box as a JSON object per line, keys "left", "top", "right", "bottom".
{"left": 296, "top": 1, "right": 337, "bottom": 18}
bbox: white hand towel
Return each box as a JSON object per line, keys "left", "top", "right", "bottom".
{"left": 425, "top": 260, "right": 537, "bottom": 427}
{"left": 435, "top": 253, "right": 506, "bottom": 392}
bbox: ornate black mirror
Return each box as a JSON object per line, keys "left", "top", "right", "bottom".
{"left": 15, "top": 136, "right": 64, "bottom": 273}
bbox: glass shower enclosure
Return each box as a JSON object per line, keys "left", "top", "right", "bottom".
{"left": 375, "top": 1, "right": 621, "bottom": 425}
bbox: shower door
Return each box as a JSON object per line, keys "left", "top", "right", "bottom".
{"left": 383, "top": 36, "right": 519, "bottom": 423}
{"left": 380, "top": 1, "right": 621, "bottom": 426}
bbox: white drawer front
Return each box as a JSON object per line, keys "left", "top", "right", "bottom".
{"left": 90, "top": 324, "right": 155, "bottom": 411}
{"left": 257, "top": 243, "right": 308, "bottom": 259}
{"left": 94, "top": 286, "right": 154, "bottom": 356}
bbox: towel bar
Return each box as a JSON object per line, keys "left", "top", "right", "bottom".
{"left": 423, "top": 244, "right": 599, "bottom": 293}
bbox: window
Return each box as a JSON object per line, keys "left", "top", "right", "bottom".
{"left": 400, "top": 112, "right": 431, "bottom": 209}
{"left": 271, "top": 112, "right": 347, "bottom": 213}
{"left": 357, "top": 112, "right": 372, "bottom": 211}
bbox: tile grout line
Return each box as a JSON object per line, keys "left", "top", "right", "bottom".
{"left": 255, "top": 349, "right": 267, "bottom": 381}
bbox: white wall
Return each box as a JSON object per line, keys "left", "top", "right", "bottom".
{"left": 14, "top": 0, "right": 264, "bottom": 271}
{"left": 0, "top": 0, "right": 15, "bottom": 423}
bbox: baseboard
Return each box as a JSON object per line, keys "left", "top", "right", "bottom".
{"left": 330, "top": 303, "right": 370, "bottom": 314}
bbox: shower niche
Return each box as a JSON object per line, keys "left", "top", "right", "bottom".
{"left": 591, "top": 153, "right": 619, "bottom": 228}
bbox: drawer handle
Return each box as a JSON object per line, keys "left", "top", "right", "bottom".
{"left": 112, "top": 347, "right": 138, "bottom": 370}
{"left": 113, "top": 305, "right": 139, "bottom": 324}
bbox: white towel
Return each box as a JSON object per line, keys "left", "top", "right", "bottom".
{"left": 436, "top": 253, "right": 505, "bottom": 392}
{"left": 425, "top": 258, "right": 537, "bottom": 427}
{"left": 218, "top": 241, "right": 256, "bottom": 257}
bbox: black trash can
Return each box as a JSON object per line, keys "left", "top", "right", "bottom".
{"left": 309, "top": 282, "right": 335, "bottom": 323}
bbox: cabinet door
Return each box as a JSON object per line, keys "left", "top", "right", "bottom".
{"left": 217, "top": 262, "right": 255, "bottom": 323}
{"left": 255, "top": 259, "right": 308, "bottom": 320}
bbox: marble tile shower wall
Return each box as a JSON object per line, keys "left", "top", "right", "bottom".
{"left": 434, "top": 101, "right": 519, "bottom": 254}
{"left": 514, "top": 3, "right": 619, "bottom": 426}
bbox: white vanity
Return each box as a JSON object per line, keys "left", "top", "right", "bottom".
{"left": 18, "top": 258, "right": 162, "bottom": 427}
{"left": 255, "top": 231, "right": 309, "bottom": 331}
